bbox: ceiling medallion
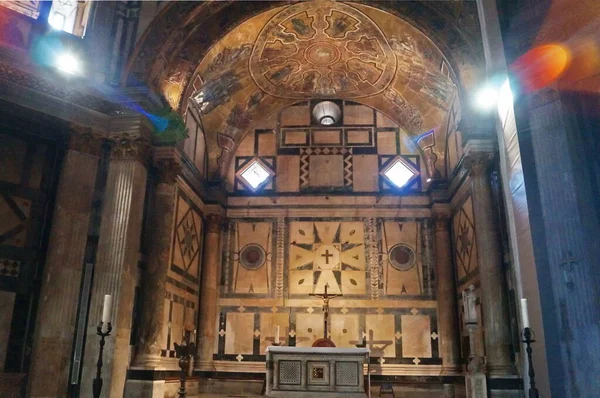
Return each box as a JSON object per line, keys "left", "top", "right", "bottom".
{"left": 250, "top": 0, "right": 396, "bottom": 99}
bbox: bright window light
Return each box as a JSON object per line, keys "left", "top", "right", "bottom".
{"left": 383, "top": 159, "right": 417, "bottom": 189}
{"left": 49, "top": 12, "right": 66, "bottom": 30}
{"left": 240, "top": 161, "right": 270, "bottom": 189}
{"left": 474, "top": 85, "right": 499, "bottom": 110}
{"left": 55, "top": 52, "right": 80, "bottom": 75}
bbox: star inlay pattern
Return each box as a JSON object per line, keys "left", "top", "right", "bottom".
{"left": 176, "top": 209, "right": 200, "bottom": 271}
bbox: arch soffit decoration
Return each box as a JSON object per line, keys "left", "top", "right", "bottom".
{"left": 124, "top": 1, "right": 484, "bottom": 180}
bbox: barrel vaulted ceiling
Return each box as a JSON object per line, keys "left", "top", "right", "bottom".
{"left": 124, "top": 0, "right": 484, "bottom": 179}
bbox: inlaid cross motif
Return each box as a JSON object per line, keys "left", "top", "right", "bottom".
{"left": 321, "top": 249, "right": 334, "bottom": 264}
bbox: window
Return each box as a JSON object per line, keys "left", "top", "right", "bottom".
{"left": 240, "top": 160, "right": 271, "bottom": 190}
{"left": 381, "top": 157, "right": 418, "bottom": 189}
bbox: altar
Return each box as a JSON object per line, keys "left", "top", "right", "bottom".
{"left": 265, "top": 346, "right": 370, "bottom": 397}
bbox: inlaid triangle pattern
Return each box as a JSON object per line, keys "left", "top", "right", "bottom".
{"left": 289, "top": 221, "right": 366, "bottom": 295}
{"left": 343, "top": 150, "right": 353, "bottom": 187}
{"left": 300, "top": 150, "right": 310, "bottom": 188}
{"left": 176, "top": 208, "right": 201, "bottom": 271}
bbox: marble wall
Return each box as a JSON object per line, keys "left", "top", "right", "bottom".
{"left": 161, "top": 187, "right": 204, "bottom": 358}
{"left": 215, "top": 217, "right": 441, "bottom": 374}
{"left": 227, "top": 102, "right": 432, "bottom": 195}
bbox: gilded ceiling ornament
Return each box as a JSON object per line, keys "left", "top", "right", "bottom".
{"left": 249, "top": 0, "right": 396, "bottom": 99}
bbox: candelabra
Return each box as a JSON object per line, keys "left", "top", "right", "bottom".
{"left": 174, "top": 340, "right": 197, "bottom": 398}
{"left": 521, "top": 327, "right": 540, "bottom": 398}
{"left": 92, "top": 322, "right": 112, "bottom": 398}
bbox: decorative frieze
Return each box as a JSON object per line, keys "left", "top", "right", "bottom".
{"left": 107, "top": 132, "right": 152, "bottom": 164}
{"left": 68, "top": 124, "right": 106, "bottom": 157}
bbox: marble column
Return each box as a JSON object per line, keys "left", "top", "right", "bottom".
{"left": 28, "top": 128, "right": 104, "bottom": 398}
{"left": 80, "top": 132, "right": 150, "bottom": 398}
{"left": 134, "top": 148, "right": 181, "bottom": 367}
{"left": 465, "top": 152, "right": 514, "bottom": 376}
{"left": 196, "top": 214, "right": 225, "bottom": 369}
{"left": 432, "top": 205, "right": 461, "bottom": 375}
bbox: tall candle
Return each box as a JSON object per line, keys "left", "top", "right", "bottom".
{"left": 520, "top": 298, "right": 530, "bottom": 328}
{"left": 359, "top": 329, "right": 363, "bottom": 342}
{"left": 101, "top": 295, "right": 112, "bottom": 324}
{"left": 274, "top": 325, "right": 280, "bottom": 344}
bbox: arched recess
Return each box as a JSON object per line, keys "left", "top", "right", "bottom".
{"left": 129, "top": 1, "right": 483, "bottom": 181}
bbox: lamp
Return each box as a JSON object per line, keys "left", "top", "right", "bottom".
{"left": 312, "top": 101, "right": 341, "bottom": 125}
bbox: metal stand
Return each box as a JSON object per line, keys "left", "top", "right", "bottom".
{"left": 175, "top": 341, "right": 197, "bottom": 398}
{"left": 92, "top": 322, "right": 112, "bottom": 398}
{"left": 521, "top": 327, "right": 540, "bottom": 398}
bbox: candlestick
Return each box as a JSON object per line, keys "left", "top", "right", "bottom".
{"left": 520, "top": 298, "right": 530, "bottom": 328}
{"left": 92, "top": 321, "right": 112, "bottom": 398}
{"left": 274, "top": 325, "right": 280, "bottom": 344}
{"left": 101, "top": 295, "right": 112, "bottom": 325}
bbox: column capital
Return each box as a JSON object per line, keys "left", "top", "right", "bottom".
{"left": 431, "top": 204, "right": 452, "bottom": 231}
{"left": 153, "top": 147, "right": 182, "bottom": 184}
{"left": 107, "top": 132, "right": 152, "bottom": 164}
{"left": 205, "top": 214, "right": 226, "bottom": 233}
{"left": 463, "top": 152, "right": 494, "bottom": 177}
{"left": 68, "top": 124, "right": 106, "bottom": 156}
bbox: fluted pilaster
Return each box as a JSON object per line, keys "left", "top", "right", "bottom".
{"left": 135, "top": 148, "right": 181, "bottom": 367}
{"left": 465, "top": 152, "right": 514, "bottom": 376}
{"left": 80, "top": 134, "right": 149, "bottom": 397}
{"left": 28, "top": 127, "right": 104, "bottom": 397}
{"left": 432, "top": 206, "right": 461, "bottom": 375}
{"left": 196, "top": 214, "right": 225, "bottom": 369}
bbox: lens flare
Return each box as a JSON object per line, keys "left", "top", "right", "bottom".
{"left": 510, "top": 44, "right": 571, "bottom": 92}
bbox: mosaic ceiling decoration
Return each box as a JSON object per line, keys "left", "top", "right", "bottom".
{"left": 124, "top": 1, "right": 484, "bottom": 179}
{"left": 249, "top": 1, "right": 396, "bottom": 99}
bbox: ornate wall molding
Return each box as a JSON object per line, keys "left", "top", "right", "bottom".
{"left": 205, "top": 214, "right": 226, "bottom": 234}
{"left": 107, "top": 132, "right": 152, "bottom": 165}
{"left": 68, "top": 124, "right": 106, "bottom": 157}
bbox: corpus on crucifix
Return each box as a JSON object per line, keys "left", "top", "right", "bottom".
{"left": 309, "top": 284, "right": 342, "bottom": 340}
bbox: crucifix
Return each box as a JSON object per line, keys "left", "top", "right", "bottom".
{"left": 309, "top": 284, "right": 341, "bottom": 339}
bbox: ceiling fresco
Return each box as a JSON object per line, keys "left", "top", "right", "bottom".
{"left": 124, "top": 0, "right": 484, "bottom": 180}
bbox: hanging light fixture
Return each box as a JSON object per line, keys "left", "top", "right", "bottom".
{"left": 312, "top": 101, "right": 341, "bottom": 125}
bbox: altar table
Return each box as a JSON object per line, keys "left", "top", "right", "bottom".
{"left": 265, "top": 346, "right": 370, "bottom": 397}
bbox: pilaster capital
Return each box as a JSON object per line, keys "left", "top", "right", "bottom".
{"left": 68, "top": 124, "right": 106, "bottom": 156}
{"left": 431, "top": 204, "right": 452, "bottom": 232}
{"left": 463, "top": 152, "right": 494, "bottom": 177}
{"left": 107, "top": 132, "right": 152, "bottom": 165}
{"left": 205, "top": 214, "right": 226, "bottom": 233}
{"left": 153, "top": 147, "right": 182, "bottom": 184}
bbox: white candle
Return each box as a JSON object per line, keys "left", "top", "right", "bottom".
{"left": 101, "top": 295, "right": 112, "bottom": 324}
{"left": 274, "top": 325, "right": 280, "bottom": 344}
{"left": 520, "top": 298, "right": 530, "bottom": 328}
{"left": 359, "top": 329, "right": 363, "bottom": 342}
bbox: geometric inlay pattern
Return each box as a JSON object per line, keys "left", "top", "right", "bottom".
{"left": 336, "top": 361, "right": 359, "bottom": 386}
{"left": 279, "top": 360, "right": 302, "bottom": 385}
{"left": 388, "top": 244, "right": 416, "bottom": 271}
{"left": 250, "top": 0, "right": 396, "bottom": 99}
{"left": 239, "top": 244, "right": 266, "bottom": 270}
{"left": 176, "top": 209, "right": 201, "bottom": 271}
{"left": 299, "top": 147, "right": 353, "bottom": 191}
{"left": 0, "top": 259, "right": 21, "bottom": 278}
{"left": 454, "top": 205, "right": 475, "bottom": 277}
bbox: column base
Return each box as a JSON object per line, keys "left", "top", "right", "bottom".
{"left": 441, "top": 365, "right": 463, "bottom": 376}
{"left": 194, "top": 359, "right": 216, "bottom": 372}
{"left": 487, "top": 363, "right": 516, "bottom": 377}
{"left": 133, "top": 354, "right": 164, "bottom": 368}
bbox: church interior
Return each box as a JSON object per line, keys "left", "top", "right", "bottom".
{"left": 0, "top": 1, "right": 598, "bottom": 397}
